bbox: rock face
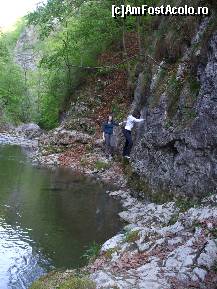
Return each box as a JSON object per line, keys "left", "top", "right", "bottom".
{"left": 129, "top": 16, "right": 217, "bottom": 198}
{"left": 14, "top": 26, "right": 39, "bottom": 71}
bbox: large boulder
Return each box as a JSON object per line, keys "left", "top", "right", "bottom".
{"left": 39, "top": 128, "right": 93, "bottom": 146}
{"left": 16, "top": 123, "right": 42, "bottom": 139}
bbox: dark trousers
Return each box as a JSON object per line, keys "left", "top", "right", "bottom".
{"left": 104, "top": 133, "right": 113, "bottom": 156}
{"left": 123, "top": 129, "right": 133, "bottom": 156}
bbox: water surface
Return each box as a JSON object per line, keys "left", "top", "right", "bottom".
{"left": 0, "top": 145, "right": 122, "bottom": 289}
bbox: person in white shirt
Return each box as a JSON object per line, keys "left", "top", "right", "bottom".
{"left": 121, "top": 112, "right": 144, "bottom": 159}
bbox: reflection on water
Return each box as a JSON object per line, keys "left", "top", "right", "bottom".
{"left": 0, "top": 145, "right": 123, "bottom": 289}
{"left": 0, "top": 219, "right": 49, "bottom": 289}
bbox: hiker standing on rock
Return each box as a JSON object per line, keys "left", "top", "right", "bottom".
{"left": 121, "top": 112, "right": 144, "bottom": 159}
{"left": 102, "top": 114, "right": 119, "bottom": 158}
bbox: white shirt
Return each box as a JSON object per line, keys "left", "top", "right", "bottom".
{"left": 124, "top": 115, "right": 144, "bottom": 131}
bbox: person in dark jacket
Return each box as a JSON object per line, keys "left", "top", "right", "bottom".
{"left": 102, "top": 114, "right": 119, "bottom": 157}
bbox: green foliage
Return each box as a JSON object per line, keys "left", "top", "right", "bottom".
{"left": 56, "top": 276, "right": 96, "bottom": 289}
{"left": 0, "top": 0, "right": 165, "bottom": 128}
{"left": 82, "top": 241, "right": 101, "bottom": 263}
{"left": 26, "top": 0, "right": 123, "bottom": 128}
{"left": 0, "top": 28, "right": 28, "bottom": 123}
{"left": 175, "top": 197, "right": 199, "bottom": 213}
{"left": 104, "top": 247, "right": 118, "bottom": 259}
{"left": 80, "top": 158, "right": 89, "bottom": 167}
{"left": 165, "top": 119, "right": 174, "bottom": 129}
{"left": 0, "top": 67, "right": 26, "bottom": 122}
{"left": 36, "top": 68, "right": 68, "bottom": 129}
{"left": 111, "top": 102, "right": 127, "bottom": 121}
{"left": 209, "top": 228, "right": 217, "bottom": 238}
{"left": 182, "top": 107, "right": 197, "bottom": 121}
{"left": 124, "top": 230, "right": 140, "bottom": 243}
{"left": 168, "top": 213, "right": 180, "bottom": 226}
{"left": 30, "top": 271, "right": 95, "bottom": 289}
{"left": 125, "top": 164, "right": 174, "bottom": 203}
{"left": 212, "top": 262, "right": 217, "bottom": 273}
{"left": 167, "top": 75, "right": 183, "bottom": 119}
{"left": 189, "top": 76, "right": 200, "bottom": 96}
{"left": 3, "top": 19, "right": 26, "bottom": 48}
{"left": 94, "top": 160, "right": 110, "bottom": 171}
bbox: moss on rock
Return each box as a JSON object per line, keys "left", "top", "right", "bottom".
{"left": 30, "top": 271, "right": 96, "bottom": 289}
{"left": 124, "top": 163, "right": 174, "bottom": 204}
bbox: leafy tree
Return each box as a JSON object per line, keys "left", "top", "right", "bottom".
{"left": 27, "top": 0, "right": 122, "bottom": 128}
{"left": 0, "top": 34, "right": 27, "bottom": 123}
{"left": 0, "top": 0, "right": 162, "bottom": 128}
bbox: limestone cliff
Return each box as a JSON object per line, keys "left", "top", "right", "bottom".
{"left": 14, "top": 25, "right": 39, "bottom": 71}
{"left": 127, "top": 14, "right": 217, "bottom": 199}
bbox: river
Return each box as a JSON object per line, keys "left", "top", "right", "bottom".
{"left": 0, "top": 144, "right": 123, "bottom": 289}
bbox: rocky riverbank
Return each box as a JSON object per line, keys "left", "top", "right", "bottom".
{"left": 30, "top": 187, "right": 217, "bottom": 289}
{"left": 88, "top": 190, "right": 217, "bottom": 289}
{"left": 0, "top": 131, "right": 38, "bottom": 148}
{"left": 1, "top": 126, "right": 217, "bottom": 289}
{"left": 0, "top": 123, "right": 127, "bottom": 188}
{"left": 0, "top": 126, "right": 217, "bottom": 289}
{"left": 29, "top": 126, "right": 127, "bottom": 188}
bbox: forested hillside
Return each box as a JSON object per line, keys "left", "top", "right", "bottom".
{"left": 1, "top": 0, "right": 158, "bottom": 129}
{"left": 0, "top": 20, "right": 27, "bottom": 124}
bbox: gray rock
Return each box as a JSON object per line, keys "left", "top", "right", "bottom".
{"left": 90, "top": 191, "right": 217, "bottom": 289}
{"left": 100, "top": 234, "right": 124, "bottom": 253}
{"left": 197, "top": 240, "right": 217, "bottom": 269}
{"left": 16, "top": 123, "right": 42, "bottom": 139}
{"left": 192, "top": 267, "right": 207, "bottom": 282}
{"left": 14, "top": 26, "right": 39, "bottom": 71}
{"left": 130, "top": 20, "right": 217, "bottom": 198}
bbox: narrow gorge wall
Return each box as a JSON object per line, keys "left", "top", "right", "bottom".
{"left": 14, "top": 25, "right": 40, "bottom": 121}
{"left": 129, "top": 15, "right": 217, "bottom": 200}
{"left": 14, "top": 25, "right": 38, "bottom": 71}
